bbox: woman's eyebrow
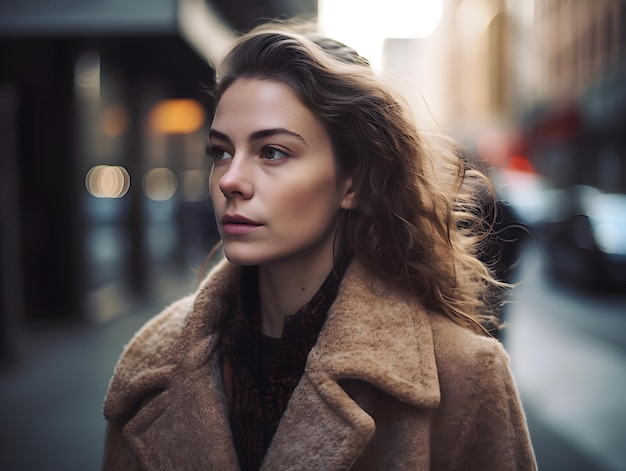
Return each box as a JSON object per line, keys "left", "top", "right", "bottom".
{"left": 208, "top": 128, "right": 232, "bottom": 144}
{"left": 209, "top": 127, "right": 309, "bottom": 146}
{"left": 249, "top": 128, "right": 308, "bottom": 146}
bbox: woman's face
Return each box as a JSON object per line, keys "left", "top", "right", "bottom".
{"left": 209, "top": 78, "right": 354, "bottom": 267}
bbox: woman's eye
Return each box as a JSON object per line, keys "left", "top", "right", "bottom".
{"left": 208, "top": 147, "right": 233, "bottom": 162}
{"left": 260, "top": 146, "right": 289, "bottom": 161}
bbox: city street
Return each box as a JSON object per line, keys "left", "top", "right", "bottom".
{"left": 505, "top": 240, "right": 626, "bottom": 471}
{"left": 2, "top": 1, "right": 625, "bottom": 470}
{"left": 1, "top": 242, "right": 625, "bottom": 470}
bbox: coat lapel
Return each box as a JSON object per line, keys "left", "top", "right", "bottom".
{"left": 261, "top": 261, "right": 441, "bottom": 469}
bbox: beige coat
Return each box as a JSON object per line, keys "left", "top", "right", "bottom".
{"left": 103, "top": 259, "right": 536, "bottom": 470}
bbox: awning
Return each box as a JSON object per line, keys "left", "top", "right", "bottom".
{"left": 0, "top": 0, "right": 178, "bottom": 36}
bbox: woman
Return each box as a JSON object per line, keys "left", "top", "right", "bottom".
{"left": 103, "top": 21, "right": 536, "bottom": 470}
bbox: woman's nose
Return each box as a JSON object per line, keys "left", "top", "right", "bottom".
{"left": 218, "top": 158, "right": 254, "bottom": 199}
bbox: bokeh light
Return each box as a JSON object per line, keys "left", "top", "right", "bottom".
{"left": 74, "top": 51, "right": 101, "bottom": 101}
{"left": 180, "top": 169, "right": 210, "bottom": 202}
{"left": 142, "top": 167, "right": 178, "bottom": 201}
{"left": 148, "top": 99, "right": 205, "bottom": 134}
{"left": 85, "top": 165, "right": 130, "bottom": 198}
{"left": 100, "top": 104, "right": 129, "bottom": 138}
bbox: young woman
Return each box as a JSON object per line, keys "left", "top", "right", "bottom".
{"left": 103, "top": 21, "right": 536, "bottom": 471}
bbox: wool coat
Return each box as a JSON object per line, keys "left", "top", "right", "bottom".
{"left": 103, "top": 258, "right": 537, "bottom": 470}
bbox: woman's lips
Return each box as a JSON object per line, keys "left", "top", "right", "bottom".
{"left": 221, "top": 222, "right": 262, "bottom": 235}
{"left": 221, "top": 214, "right": 262, "bottom": 235}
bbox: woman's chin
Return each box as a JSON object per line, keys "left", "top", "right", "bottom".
{"left": 222, "top": 249, "right": 263, "bottom": 267}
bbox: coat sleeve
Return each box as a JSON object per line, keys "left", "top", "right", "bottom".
{"left": 431, "top": 335, "right": 537, "bottom": 471}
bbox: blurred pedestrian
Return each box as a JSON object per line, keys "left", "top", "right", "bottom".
{"left": 479, "top": 193, "right": 529, "bottom": 341}
{"left": 102, "top": 20, "right": 536, "bottom": 470}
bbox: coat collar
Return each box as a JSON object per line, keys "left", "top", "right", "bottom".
{"left": 105, "top": 258, "right": 441, "bottom": 469}
{"left": 308, "top": 259, "right": 440, "bottom": 408}
{"left": 187, "top": 257, "right": 440, "bottom": 408}
{"left": 173, "top": 258, "right": 440, "bottom": 403}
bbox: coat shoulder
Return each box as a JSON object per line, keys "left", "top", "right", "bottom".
{"left": 103, "top": 259, "right": 239, "bottom": 422}
{"left": 119, "top": 294, "right": 195, "bottom": 373}
{"left": 427, "top": 314, "right": 537, "bottom": 470}
{"left": 429, "top": 313, "right": 510, "bottom": 380}
{"left": 427, "top": 313, "right": 517, "bottom": 417}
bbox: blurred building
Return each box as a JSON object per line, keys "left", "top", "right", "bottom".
{"left": 0, "top": 0, "right": 315, "bottom": 363}
{"left": 441, "top": 0, "right": 510, "bottom": 132}
{"left": 435, "top": 0, "right": 626, "bottom": 192}
{"left": 407, "top": 0, "right": 626, "bottom": 196}
{"left": 519, "top": 0, "right": 626, "bottom": 193}
{"left": 428, "top": 0, "right": 626, "bottom": 290}
{"left": 377, "top": 0, "right": 513, "bottom": 162}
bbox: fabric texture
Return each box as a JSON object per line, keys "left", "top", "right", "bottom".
{"left": 102, "top": 258, "right": 537, "bottom": 470}
{"left": 220, "top": 257, "right": 348, "bottom": 470}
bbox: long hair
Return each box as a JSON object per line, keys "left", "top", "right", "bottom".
{"left": 212, "top": 21, "right": 503, "bottom": 333}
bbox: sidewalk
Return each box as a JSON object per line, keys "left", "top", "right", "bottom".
{"left": 0, "top": 268, "right": 198, "bottom": 471}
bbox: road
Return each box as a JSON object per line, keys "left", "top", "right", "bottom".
{"left": 504, "top": 241, "right": 626, "bottom": 471}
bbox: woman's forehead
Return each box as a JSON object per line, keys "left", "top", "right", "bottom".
{"left": 212, "top": 79, "right": 326, "bottom": 140}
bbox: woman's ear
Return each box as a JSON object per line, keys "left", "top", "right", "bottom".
{"left": 340, "top": 176, "right": 356, "bottom": 210}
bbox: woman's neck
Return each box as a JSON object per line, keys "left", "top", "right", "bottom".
{"left": 258, "top": 253, "right": 335, "bottom": 338}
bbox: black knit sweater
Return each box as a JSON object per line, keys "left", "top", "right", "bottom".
{"left": 219, "top": 258, "right": 350, "bottom": 471}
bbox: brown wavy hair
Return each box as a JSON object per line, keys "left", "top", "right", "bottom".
{"left": 211, "top": 21, "right": 503, "bottom": 334}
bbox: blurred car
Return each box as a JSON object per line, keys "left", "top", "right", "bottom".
{"left": 535, "top": 185, "right": 626, "bottom": 291}
{"left": 494, "top": 168, "right": 559, "bottom": 229}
